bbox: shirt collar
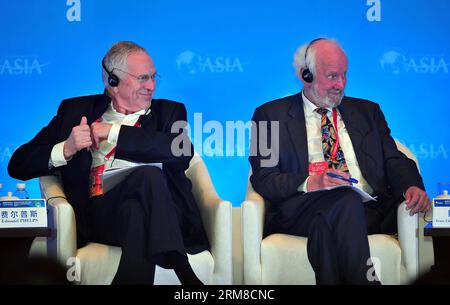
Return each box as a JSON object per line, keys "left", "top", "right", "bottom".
{"left": 302, "top": 90, "right": 333, "bottom": 116}
{"left": 110, "top": 102, "right": 150, "bottom": 117}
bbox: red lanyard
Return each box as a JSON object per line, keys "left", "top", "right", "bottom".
{"left": 89, "top": 114, "right": 143, "bottom": 197}
{"left": 95, "top": 116, "right": 142, "bottom": 162}
{"left": 330, "top": 108, "right": 339, "bottom": 161}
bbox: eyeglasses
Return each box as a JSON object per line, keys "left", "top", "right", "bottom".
{"left": 113, "top": 67, "right": 160, "bottom": 83}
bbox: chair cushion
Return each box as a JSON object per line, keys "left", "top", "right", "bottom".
{"left": 367, "top": 234, "right": 402, "bottom": 284}
{"left": 261, "top": 234, "right": 315, "bottom": 284}
{"left": 77, "top": 243, "right": 122, "bottom": 285}
{"left": 77, "top": 243, "right": 214, "bottom": 285}
{"left": 260, "top": 233, "right": 402, "bottom": 284}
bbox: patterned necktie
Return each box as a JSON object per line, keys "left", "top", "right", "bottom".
{"left": 316, "top": 108, "right": 349, "bottom": 172}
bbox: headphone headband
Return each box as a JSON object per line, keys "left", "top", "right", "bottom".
{"left": 102, "top": 57, "right": 119, "bottom": 87}
{"left": 302, "top": 37, "right": 326, "bottom": 83}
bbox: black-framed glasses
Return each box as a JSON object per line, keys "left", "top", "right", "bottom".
{"left": 113, "top": 67, "right": 160, "bottom": 83}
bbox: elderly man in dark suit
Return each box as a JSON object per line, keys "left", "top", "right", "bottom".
{"left": 8, "top": 41, "right": 208, "bottom": 285}
{"left": 249, "top": 38, "right": 430, "bottom": 284}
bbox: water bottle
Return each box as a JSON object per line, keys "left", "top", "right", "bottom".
{"left": 0, "top": 191, "right": 19, "bottom": 200}
{"left": 13, "top": 183, "right": 30, "bottom": 199}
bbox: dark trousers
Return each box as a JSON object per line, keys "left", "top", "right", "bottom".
{"left": 265, "top": 188, "right": 383, "bottom": 285}
{"left": 87, "top": 166, "right": 186, "bottom": 284}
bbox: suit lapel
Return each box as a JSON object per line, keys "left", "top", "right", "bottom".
{"left": 338, "top": 100, "right": 376, "bottom": 186}
{"left": 286, "top": 94, "right": 309, "bottom": 175}
{"left": 89, "top": 92, "right": 111, "bottom": 123}
{"left": 139, "top": 100, "right": 157, "bottom": 130}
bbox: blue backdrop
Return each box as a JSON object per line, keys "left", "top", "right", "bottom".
{"left": 1, "top": 0, "right": 449, "bottom": 205}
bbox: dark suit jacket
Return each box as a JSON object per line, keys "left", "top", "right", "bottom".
{"left": 8, "top": 93, "right": 209, "bottom": 253}
{"left": 249, "top": 92, "right": 425, "bottom": 234}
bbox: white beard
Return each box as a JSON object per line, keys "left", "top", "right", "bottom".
{"left": 309, "top": 85, "right": 344, "bottom": 108}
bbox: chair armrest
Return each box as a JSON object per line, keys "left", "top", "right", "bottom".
{"left": 202, "top": 198, "right": 232, "bottom": 285}
{"left": 242, "top": 194, "right": 265, "bottom": 285}
{"left": 40, "top": 176, "right": 77, "bottom": 266}
{"left": 397, "top": 201, "right": 419, "bottom": 282}
{"left": 186, "top": 160, "right": 233, "bottom": 284}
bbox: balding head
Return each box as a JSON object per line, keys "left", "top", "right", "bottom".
{"left": 294, "top": 38, "right": 348, "bottom": 107}
{"left": 294, "top": 38, "right": 346, "bottom": 82}
{"left": 313, "top": 40, "right": 347, "bottom": 73}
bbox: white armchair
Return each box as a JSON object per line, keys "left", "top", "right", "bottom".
{"left": 31, "top": 154, "right": 233, "bottom": 285}
{"left": 242, "top": 140, "right": 430, "bottom": 285}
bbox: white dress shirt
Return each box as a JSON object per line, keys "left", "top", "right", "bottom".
{"left": 298, "top": 91, "right": 373, "bottom": 195}
{"left": 49, "top": 103, "right": 150, "bottom": 170}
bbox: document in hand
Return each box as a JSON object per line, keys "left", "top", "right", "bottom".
{"left": 309, "top": 185, "right": 377, "bottom": 203}
{"left": 101, "top": 163, "right": 163, "bottom": 194}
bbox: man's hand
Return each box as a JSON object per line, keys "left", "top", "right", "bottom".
{"left": 307, "top": 169, "right": 352, "bottom": 192}
{"left": 405, "top": 186, "right": 431, "bottom": 215}
{"left": 63, "top": 116, "right": 92, "bottom": 159}
{"left": 90, "top": 122, "right": 112, "bottom": 150}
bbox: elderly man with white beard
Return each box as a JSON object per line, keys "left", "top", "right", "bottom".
{"left": 249, "top": 38, "right": 430, "bottom": 285}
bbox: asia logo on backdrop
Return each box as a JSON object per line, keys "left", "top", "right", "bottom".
{"left": 176, "top": 50, "right": 247, "bottom": 75}
{"left": 397, "top": 140, "right": 449, "bottom": 160}
{"left": 380, "top": 50, "right": 449, "bottom": 74}
{"left": 0, "top": 146, "right": 13, "bottom": 164}
{"left": 0, "top": 56, "right": 48, "bottom": 75}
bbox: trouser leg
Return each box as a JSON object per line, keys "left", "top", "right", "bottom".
{"left": 88, "top": 166, "right": 190, "bottom": 284}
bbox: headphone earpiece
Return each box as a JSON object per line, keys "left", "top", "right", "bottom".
{"left": 108, "top": 74, "right": 119, "bottom": 87}
{"left": 302, "top": 68, "right": 314, "bottom": 83}
{"left": 102, "top": 58, "right": 119, "bottom": 87}
{"left": 302, "top": 38, "right": 326, "bottom": 84}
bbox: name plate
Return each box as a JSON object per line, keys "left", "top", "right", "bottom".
{"left": 432, "top": 198, "right": 450, "bottom": 228}
{"left": 0, "top": 199, "right": 47, "bottom": 228}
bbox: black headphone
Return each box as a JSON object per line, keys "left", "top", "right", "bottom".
{"left": 302, "top": 38, "right": 326, "bottom": 83}
{"left": 102, "top": 57, "right": 119, "bottom": 87}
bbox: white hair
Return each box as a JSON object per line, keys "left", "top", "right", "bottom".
{"left": 293, "top": 38, "right": 344, "bottom": 80}
{"left": 102, "top": 41, "right": 147, "bottom": 88}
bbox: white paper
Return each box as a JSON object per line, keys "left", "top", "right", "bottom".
{"left": 101, "top": 163, "right": 162, "bottom": 193}
{"left": 308, "top": 184, "right": 377, "bottom": 203}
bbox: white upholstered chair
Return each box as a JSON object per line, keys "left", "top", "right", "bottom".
{"left": 242, "top": 140, "right": 429, "bottom": 285}
{"left": 31, "top": 154, "right": 232, "bottom": 285}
